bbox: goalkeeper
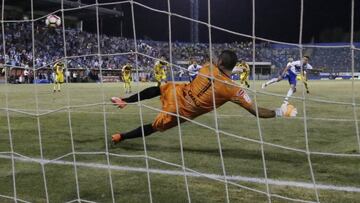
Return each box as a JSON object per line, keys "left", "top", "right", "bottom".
{"left": 111, "top": 50, "right": 281, "bottom": 144}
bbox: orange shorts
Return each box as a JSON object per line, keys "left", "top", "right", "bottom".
{"left": 152, "top": 83, "right": 186, "bottom": 131}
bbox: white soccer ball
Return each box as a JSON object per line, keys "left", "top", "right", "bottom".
{"left": 281, "top": 103, "right": 297, "bottom": 117}
{"left": 45, "top": 15, "right": 61, "bottom": 28}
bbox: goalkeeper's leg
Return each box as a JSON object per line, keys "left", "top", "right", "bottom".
{"left": 112, "top": 123, "right": 157, "bottom": 143}
{"left": 112, "top": 110, "right": 183, "bottom": 143}
{"left": 111, "top": 86, "right": 161, "bottom": 108}
{"left": 123, "top": 86, "right": 160, "bottom": 102}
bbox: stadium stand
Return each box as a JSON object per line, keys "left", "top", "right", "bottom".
{"left": 1, "top": 22, "right": 360, "bottom": 83}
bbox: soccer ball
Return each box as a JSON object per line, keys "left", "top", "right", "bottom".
{"left": 281, "top": 103, "right": 297, "bottom": 117}
{"left": 45, "top": 15, "right": 61, "bottom": 28}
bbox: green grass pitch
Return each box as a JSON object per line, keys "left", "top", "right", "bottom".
{"left": 0, "top": 80, "right": 359, "bottom": 203}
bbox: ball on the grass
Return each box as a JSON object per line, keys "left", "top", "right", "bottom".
{"left": 45, "top": 15, "right": 61, "bottom": 28}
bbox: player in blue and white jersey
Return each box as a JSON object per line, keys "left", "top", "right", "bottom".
{"left": 262, "top": 56, "right": 312, "bottom": 104}
{"left": 187, "top": 59, "right": 202, "bottom": 82}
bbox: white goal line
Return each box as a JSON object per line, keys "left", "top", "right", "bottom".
{"left": 0, "top": 154, "right": 359, "bottom": 194}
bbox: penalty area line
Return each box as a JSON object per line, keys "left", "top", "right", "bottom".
{"left": 0, "top": 154, "right": 359, "bottom": 193}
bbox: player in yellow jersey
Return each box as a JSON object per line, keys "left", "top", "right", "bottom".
{"left": 110, "top": 50, "right": 287, "bottom": 144}
{"left": 232, "top": 59, "right": 250, "bottom": 88}
{"left": 53, "top": 61, "right": 64, "bottom": 92}
{"left": 153, "top": 56, "right": 168, "bottom": 87}
{"left": 122, "top": 63, "right": 132, "bottom": 94}
{"left": 296, "top": 73, "right": 310, "bottom": 93}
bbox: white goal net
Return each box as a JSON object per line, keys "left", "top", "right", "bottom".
{"left": 0, "top": 0, "right": 359, "bottom": 203}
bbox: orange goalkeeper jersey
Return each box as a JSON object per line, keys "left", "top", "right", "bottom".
{"left": 181, "top": 64, "right": 252, "bottom": 117}
{"left": 153, "top": 64, "right": 253, "bottom": 131}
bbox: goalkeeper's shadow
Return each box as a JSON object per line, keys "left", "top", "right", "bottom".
{"left": 111, "top": 141, "right": 303, "bottom": 164}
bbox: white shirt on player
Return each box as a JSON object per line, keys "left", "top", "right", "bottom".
{"left": 232, "top": 66, "right": 244, "bottom": 74}
{"left": 287, "top": 60, "right": 313, "bottom": 75}
{"left": 187, "top": 64, "right": 202, "bottom": 77}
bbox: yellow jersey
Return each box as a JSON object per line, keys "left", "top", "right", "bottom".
{"left": 54, "top": 62, "right": 64, "bottom": 83}
{"left": 235, "top": 62, "right": 250, "bottom": 74}
{"left": 54, "top": 62, "right": 64, "bottom": 75}
{"left": 122, "top": 64, "right": 132, "bottom": 81}
{"left": 153, "top": 61, "right": 167, "bottom": 76}
{"left": 234, "top": 62, "right": 250, "bottom": 82}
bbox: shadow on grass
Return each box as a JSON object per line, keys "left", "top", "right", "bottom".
{"left": 114, "top": 141, "right": 308, "bottom": 164}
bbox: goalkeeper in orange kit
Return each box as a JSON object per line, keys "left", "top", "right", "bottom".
{"left": 110, "top": 50, "right": 284, "bottom": 144}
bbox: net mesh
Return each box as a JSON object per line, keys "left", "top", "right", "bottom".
{"left": 0, "top": 0, "right": 359, "bottom": 203}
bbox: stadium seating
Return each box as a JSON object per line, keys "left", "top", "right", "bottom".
{"left": 1, "top": 22, "right": 359, "bottom": 80}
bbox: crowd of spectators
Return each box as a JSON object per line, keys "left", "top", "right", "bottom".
{"left": 0, "top": 22, "right": 359, "bottom": 82}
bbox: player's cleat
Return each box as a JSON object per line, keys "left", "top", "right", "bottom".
{"left": 247, "top": 84, "right": 250, "bottom": 88}
{"left": 111, "top": 97, "right": 127, "bottom": 109}
{"left": 111, "top": 133, "right": 123, "bottom": 144}
{"left": 261, "top": 83, "right": 267, "bottom": 89}
{"left": 306, "top": 90, "right": 310, "bottom": 94}
{"left": 53, "top": 90, "right": 56, "bottom": 93}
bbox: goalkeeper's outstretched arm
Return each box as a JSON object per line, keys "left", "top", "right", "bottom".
{"left": 232, "top": 95, "right": 277, "bottom": 118}
{"left": 244, "top": 103, "right": 276, "bottom": 118}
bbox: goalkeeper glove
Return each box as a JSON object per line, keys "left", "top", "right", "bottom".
{"left": 275, "top": 103, "right": 298, "bottom": 117}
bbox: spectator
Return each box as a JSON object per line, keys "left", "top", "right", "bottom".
{"left": 0, "top": 21, "right": 358, "bottom": 77}
{"left": 23, "top": 68, "right": 29, "bottom": 83}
